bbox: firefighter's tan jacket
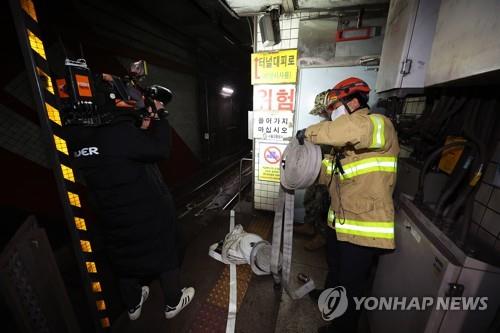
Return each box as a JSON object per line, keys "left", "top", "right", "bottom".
{"left": 305, "top": 108, "right": 399, "bottom": 249}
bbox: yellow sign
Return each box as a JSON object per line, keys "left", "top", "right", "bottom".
{"left": 251, "top": 49, "right": 298, "bottom": 85}
{"left": 259, "top": 165, "right": 281, "bottom": 182}
{"left": 258, "top": 143, "right": 287, "bottom": 183}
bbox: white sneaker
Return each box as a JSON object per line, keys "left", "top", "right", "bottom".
{"left": 164, "top": 287, "right": 195, "bottom": 319}
{"left": 128, "top": 286, "right": 149, "bottom": 320}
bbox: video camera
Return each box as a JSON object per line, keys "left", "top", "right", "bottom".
{"left": 56, "top": 59, "right": 173, "bottom": 126}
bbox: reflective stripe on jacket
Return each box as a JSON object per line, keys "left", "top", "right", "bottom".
{"left": 339, "top": 156, "right": 397, "bottom": 180}
{"left": 307, "top": 108, "right": 399, "bottom": 249}
{"left": 328, "top": 208, "right": 394, "bottom": 240}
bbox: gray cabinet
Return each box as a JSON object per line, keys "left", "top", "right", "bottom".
{"left": 375, "top": 0, "right": 440, "bottom": 94}
{"left": 369, "top": 196, "right": 500, "bottom": 333}
{"left": 425, "top": 0, "right": 500, "bottom": 86}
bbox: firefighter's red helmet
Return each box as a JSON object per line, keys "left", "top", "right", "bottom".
{"left": 327, "top": 77, "right": 370, "bottom": 105}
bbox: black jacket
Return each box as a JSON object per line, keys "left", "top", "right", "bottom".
{"left": 66, "top": 116, "right": 178, "bottom": 278}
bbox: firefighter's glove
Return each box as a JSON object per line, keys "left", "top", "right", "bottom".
{"left": 296, "top": 129, "right": 306, "bottom": 145}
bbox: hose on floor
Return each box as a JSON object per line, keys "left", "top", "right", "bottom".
{"left": 271, "top": 138, "right": 322, "bottom": 299}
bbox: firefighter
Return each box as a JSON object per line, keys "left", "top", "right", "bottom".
{"left": 296, "top": 77, "right": 399, "bottom": 333}
{"left": 65, "top": 76, "right": 195, "bottom": 321}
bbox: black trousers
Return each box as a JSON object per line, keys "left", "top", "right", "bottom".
{"left": 119, "top": 268, "right": 182, "bottom": 309}
{"left": 325, "top": 228, "right": 385, "bottom": 333}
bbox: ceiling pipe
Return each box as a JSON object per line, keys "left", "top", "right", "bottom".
{"left": 225, "top": 2, "right": 388, "bottom": 17}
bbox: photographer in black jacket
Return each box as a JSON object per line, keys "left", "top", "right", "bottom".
{"left": 65, "top": 70, "right": 195, "bottom": 321}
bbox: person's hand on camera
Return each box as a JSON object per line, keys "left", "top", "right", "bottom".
{"left": 140, "top": 103, "right": 156, "bottom": 129}
{"left": 296, "top": 129, "right": 306, "bottom": 145}
{"left": 140, "top": 100, "right": 167, "bottom": 129}
{"left": 153, "top": 100, "right": 164, "bottom": 112}
{"left": 146, "top": 100, "right": 164, "bottom": 119}
{"left": 153, "top": 99, "right": 169, "bottom": 119}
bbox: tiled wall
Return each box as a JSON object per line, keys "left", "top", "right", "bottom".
{"left": 0, "top": 103, "right": 49, "bottom": 168}
{"left": 253, "top": 12, "right": 323, "bottom": 211}
{"left": 1, "top": 69, "right": 49, "bottom": 168}
{"left": 471, "top": 141, "right": 500, "bottom": 253}
{"left": 4, "top": 72, "right": 36, "bottom": 109}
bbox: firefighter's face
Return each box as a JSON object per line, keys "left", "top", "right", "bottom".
{"left": 326, "top": 100, "right": 343, "bottom": 118}
{"left": 327, "top": 98, "right": 361, "bottom": 116}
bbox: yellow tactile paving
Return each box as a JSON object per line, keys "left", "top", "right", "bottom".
{"left": 190, "top": 214, "right": 274, "bottom": 331}
{"left": 247, "top": 218, "right": 272, "bottom": 239}
{"left": 206, "top": 265, "right": 250, "bottom": 310}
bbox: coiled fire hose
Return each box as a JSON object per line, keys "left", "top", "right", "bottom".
{"left": 208, "top": 212, "right": 273, "bottom": 333}
{"left": 271, "top": 138, "right": 322, "bottom": 299}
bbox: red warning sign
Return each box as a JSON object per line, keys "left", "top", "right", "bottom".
{"left": 264, "top": 146, "right": 282, "bottom": 164}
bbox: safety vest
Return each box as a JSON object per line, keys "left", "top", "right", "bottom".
{"left": 309, "top": 110, "right": 400, "bottom": 250}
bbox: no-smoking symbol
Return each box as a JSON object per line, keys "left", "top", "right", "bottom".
{"left": 264, "top": 146, "right": 282, "bottom": 164}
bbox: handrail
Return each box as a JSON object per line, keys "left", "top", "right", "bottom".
{"left": 239, "top": 157, "right": 253, "bottom": 204}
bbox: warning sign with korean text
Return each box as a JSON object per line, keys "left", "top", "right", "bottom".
{"left": 253, "top": 84, "right": 296, "bottom": 112}
{"left": 251, "top": 49, "right": 298, "bottom": 84}
{"left": 253, "top": 111, "right": 294, "bottom": 141}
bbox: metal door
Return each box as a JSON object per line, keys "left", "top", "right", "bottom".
{"left": 293, "top": 65, "right": 378, "bottom": 221}
{"left": 375, "top": 0, "right": 419, "bottom": 92}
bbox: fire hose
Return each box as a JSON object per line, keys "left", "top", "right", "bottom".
{"left": 271, "top": 138, "right": 322, "bottom": 299}
{"left": 207, "top": 138, "right": 322, "bottom": 332}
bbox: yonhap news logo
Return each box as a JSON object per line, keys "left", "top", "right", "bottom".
{"left": 318, "top": 287, "right": 488, "bottom": 321}
{"left": 317, "top": 286, "right": 348, "bottom": 321}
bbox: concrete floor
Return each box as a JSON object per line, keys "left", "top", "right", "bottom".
{"left": 274, "top": 235, "right": 328, "bottom": 333}
{"left": 110, "top": 197, "right": 331, "bottom": 333}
